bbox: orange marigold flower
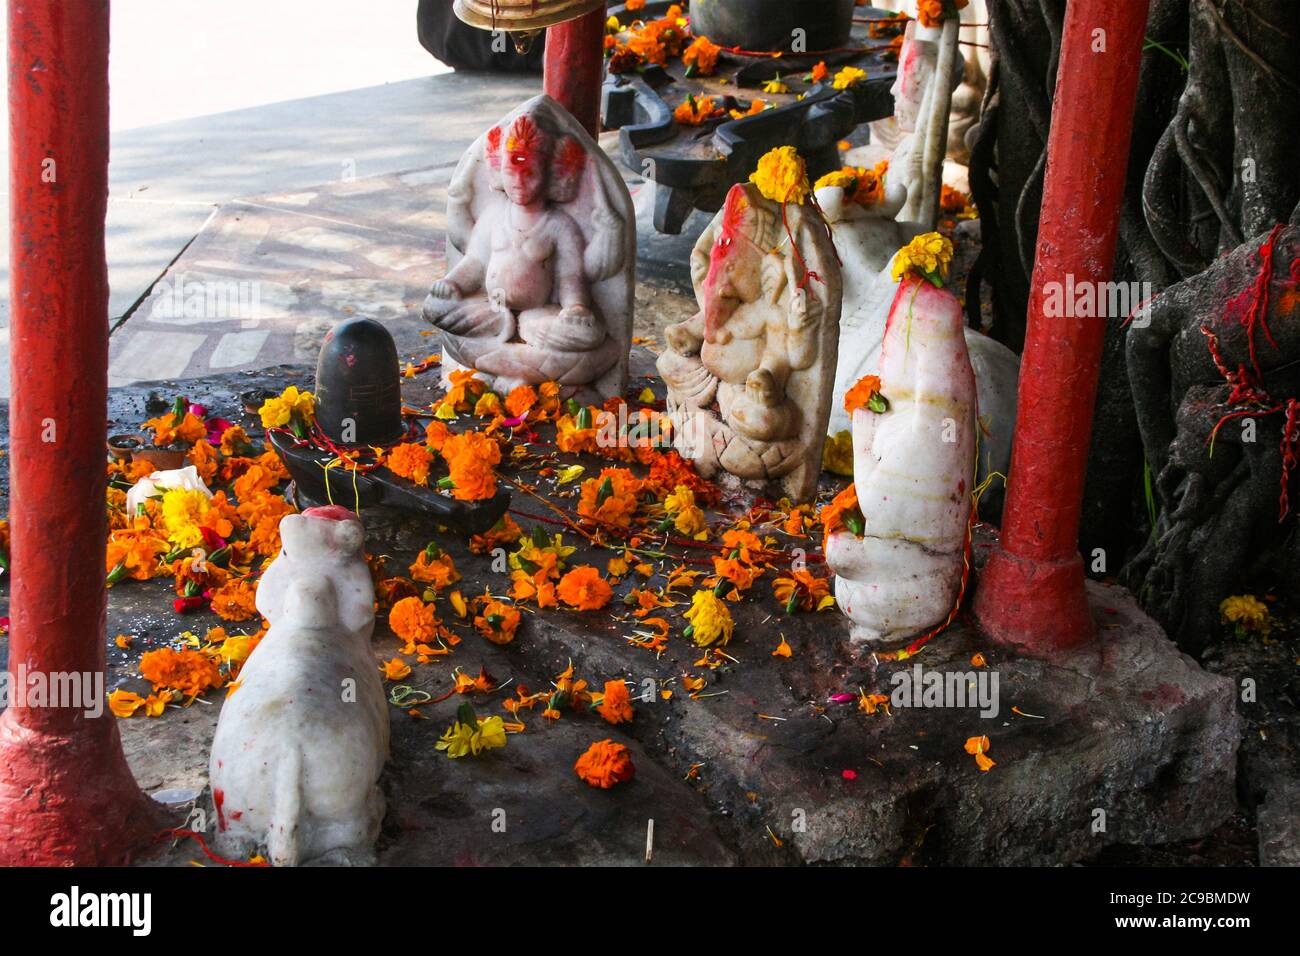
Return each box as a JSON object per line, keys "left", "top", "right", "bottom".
{"left": 219, "top": 424, "right": 252, "bottom": 457}
{"left": 674, "top": 94, "right": 722, "bottom": 126}
{"left": 682, "top": 35, "right": 722, "bottom": 75}
{"left": 389, "top": 596, "right": 441, "bottom": 647}
{"left": 510, "top": 569, "right": 558, "bottom": 609}
{"left": 142, "top": 410, "right": 206, "bottom": 447}
{"left": 941, "top": 183, "right": 969, "bottom": 214}
{"left": 106, "top": 531, "right": 170, "bottom": 583}
{"left": 424, "top": 419, "right": 451, "bottom": 451}
{"left": 210, "top": 578, "right": 259, "bottom": 621}
{"left": 187, "top": 439, "right": 220, "bottom": 483}
{"left": 819, "top": 482, "right": 864, "bottom": 550}
{"left": 139, "top": 647, "right": 224, "bottom": 698}
{"left": 469, "top": 514, "right": 522, "bottom": 555}
{"left": 504, "top": 385, "right": 539, "bottom": 419}
{"left": 557, "top": 565, "right": 613, "bottom": 611}
{"left": 474, "top": 600, "right": 521, "bottom": 645}
{"left": 442, "top": 430, "right": 501, "bottom": 501}
{"left": 578, "top": 468, "right": 641, "bottom": 528}
{"left": 844, "top": 374, "right": 886, "bottom": 415}
{"left": 232, "top": 463, "right": 279, "bottom": 500}
{"left": 409, "top": 546, "right": 460, "bottom": 590}
{"left": 574, "top": 739, "right": 636, "bottom": 788}
{"left": 385, "top": 442, "right": 435, "bottom": 487}
{"left": 597, "top": 679, "right": 634, "bottom": 725}
{"left": 773, "top": 569, "right": 832, "bottom": 612}
{"left": 811, "top": 60, "right": 829, "bottom": 82}
{"left": 444, "top": 368, "right": 487, "bottom": 412}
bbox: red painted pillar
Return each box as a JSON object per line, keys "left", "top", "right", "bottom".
{"left": 0, "top": 0, "right": 157, "bottom": 864}
{"left": 973, "top": 0, "right": 1150, "bottom": 656}
{"left": 544, "top": 6, "right": 606, "bottom": 136}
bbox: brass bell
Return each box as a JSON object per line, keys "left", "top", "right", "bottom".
{"left": 452, "top": 0, "right": 606, "bottom": 36}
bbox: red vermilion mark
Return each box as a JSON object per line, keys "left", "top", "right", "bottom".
{"left": 213, "top": 788, "right": 226, "bottom": 832}
{"left": 304, "top": 504, "right": 358, "bottom": 522}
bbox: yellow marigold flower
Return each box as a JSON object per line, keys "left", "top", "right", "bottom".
{"left": 258, "top": 385, "right": 315, "bottom": 430}
{"left": 1220, "top": 595, "right": 1271, "bottom": 636}
{"left": 685, "top": 589, "right": 734, "bottom": 647}
{"left": 822, "top": 430, "right": 854, "bottom": 476}
{"left": 891, "top": 231, "right": 954, "bottom": 286}
{"left": 160, "top": 487, "right": 210, "bottom": 549}
{"left": 437, "top": 708, "right": 507, "bottom": 758}
{"left": 762, "top": 75, "right": 791, "bottom": 94}
{"left": 832, "top": 66, "right": 867, "bottom": 90}
{"left": 749, "top": 145, "right": 810, "bottom": 205}
{"left": 814, "top": 170, "right": 857, "bottom": 192}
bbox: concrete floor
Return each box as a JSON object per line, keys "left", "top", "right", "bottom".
{"left": 0, "top": 0, "right": 526, "bottom": 397}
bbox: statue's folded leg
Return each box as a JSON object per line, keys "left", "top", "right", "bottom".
{"left": 517, "top": 305, "right": 606, "bottom": 352}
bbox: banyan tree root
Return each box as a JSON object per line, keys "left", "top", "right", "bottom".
{"left": 1123, "top": 220, "right": 1300, "bottom": 652}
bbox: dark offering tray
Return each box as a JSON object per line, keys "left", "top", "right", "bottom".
{"left": 601, "top": 3, "right": 903, "bottom": 232}
{"left": 268, "top": 429, "right": 511, "bottom": 536}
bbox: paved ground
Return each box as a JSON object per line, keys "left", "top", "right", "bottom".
{"left": 0, "top": 0, "right": 513, "bottom": 397}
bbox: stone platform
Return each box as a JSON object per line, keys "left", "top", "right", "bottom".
{"left": 0, "top": 361, "right": 1247, "bottom": 866}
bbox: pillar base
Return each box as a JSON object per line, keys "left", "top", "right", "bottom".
{"left": 0, "top": 710, "right": 161, "bottom": 865}
{"left": 973, "top": 547, "right": 1095, "bottom": 656}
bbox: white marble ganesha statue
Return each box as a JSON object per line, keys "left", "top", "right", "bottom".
{"left": 656, "top": 181, "right": 843, "bottom": 503}
{"left": 825, "top": 278, "right": 976, "bottom": 646}
{"left": 422, "top": 94, "right": 635, "bottom": 404}
{"left": 209, "top": 505, "right": 389, "bottom": 866}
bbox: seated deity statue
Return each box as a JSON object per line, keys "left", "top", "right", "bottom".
{"left": 657, "top": 181, "right": 842, "bottom": 503}
{"left": 422, "top": 94, "right": 635, "bottom": 403}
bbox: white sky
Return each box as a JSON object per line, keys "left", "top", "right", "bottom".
{"left": 5, "top": 0, "right": 449, "bottom": 132}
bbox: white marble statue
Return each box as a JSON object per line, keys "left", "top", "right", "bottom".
{"left": 422, "top": 94, "right": 635, "bottom": 404}
{"left": 815, "top": 183, "right": 1018, "bottom": 495}
{"left": 861, "top": 1, "right": 988, "bottom": 185}
{"left": 855, "top": 19, "right": 963, "bottom": 227}
{"left": 825, "top": 277, "right": 976, "bottom": 646}
{"left": 657, "top": 182, "right": 843, "bottom": 503}
{"left": 209, "top": 505, "right": 388, "bottom": 866}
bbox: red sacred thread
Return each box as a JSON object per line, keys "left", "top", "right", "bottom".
{"left": 1200, "top": 223, "right": 1300, "bottom": 520}
{"left": 1226, "top": 222, "right": 1285, "bottom": 378}
{"left": 155, "top": 828, "right": 271, "bottom": 867}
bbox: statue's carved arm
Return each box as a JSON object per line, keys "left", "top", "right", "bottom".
{"left": 781, "top": 251, "right": 823, "bottom": 372}
{"left": 583, "top": 190, "right": 627, "bottom": 283}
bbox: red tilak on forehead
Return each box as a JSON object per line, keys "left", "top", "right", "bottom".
{"left": 505, "top": 114, "right": 543, "bottom": 157}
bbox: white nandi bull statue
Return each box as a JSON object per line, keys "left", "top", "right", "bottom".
{"left": 209, "top": 505, "right": 388, "bottom": 865}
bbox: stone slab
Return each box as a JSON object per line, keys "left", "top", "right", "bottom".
{"left": 0, "top": 363, "right": 1247, "bottom": 865}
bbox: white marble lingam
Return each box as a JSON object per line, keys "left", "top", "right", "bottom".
{"left": 423, "top": 94, "right": 635, "bottom": 404}
{"left": 209, "top": 505, "right": 388, "bottom": 866}
{"left": 825, "top": 279, "right": 976, "bottom": 646}
{"left": 657, "top": 182, "right": 842, "bottom": 503}
{"left": 816, "top": 185, "right": 1019, "bottom": 493}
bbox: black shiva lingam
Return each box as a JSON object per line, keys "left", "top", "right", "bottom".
{"left": 269, "top": 317, "right": 510, "bottom": 534}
